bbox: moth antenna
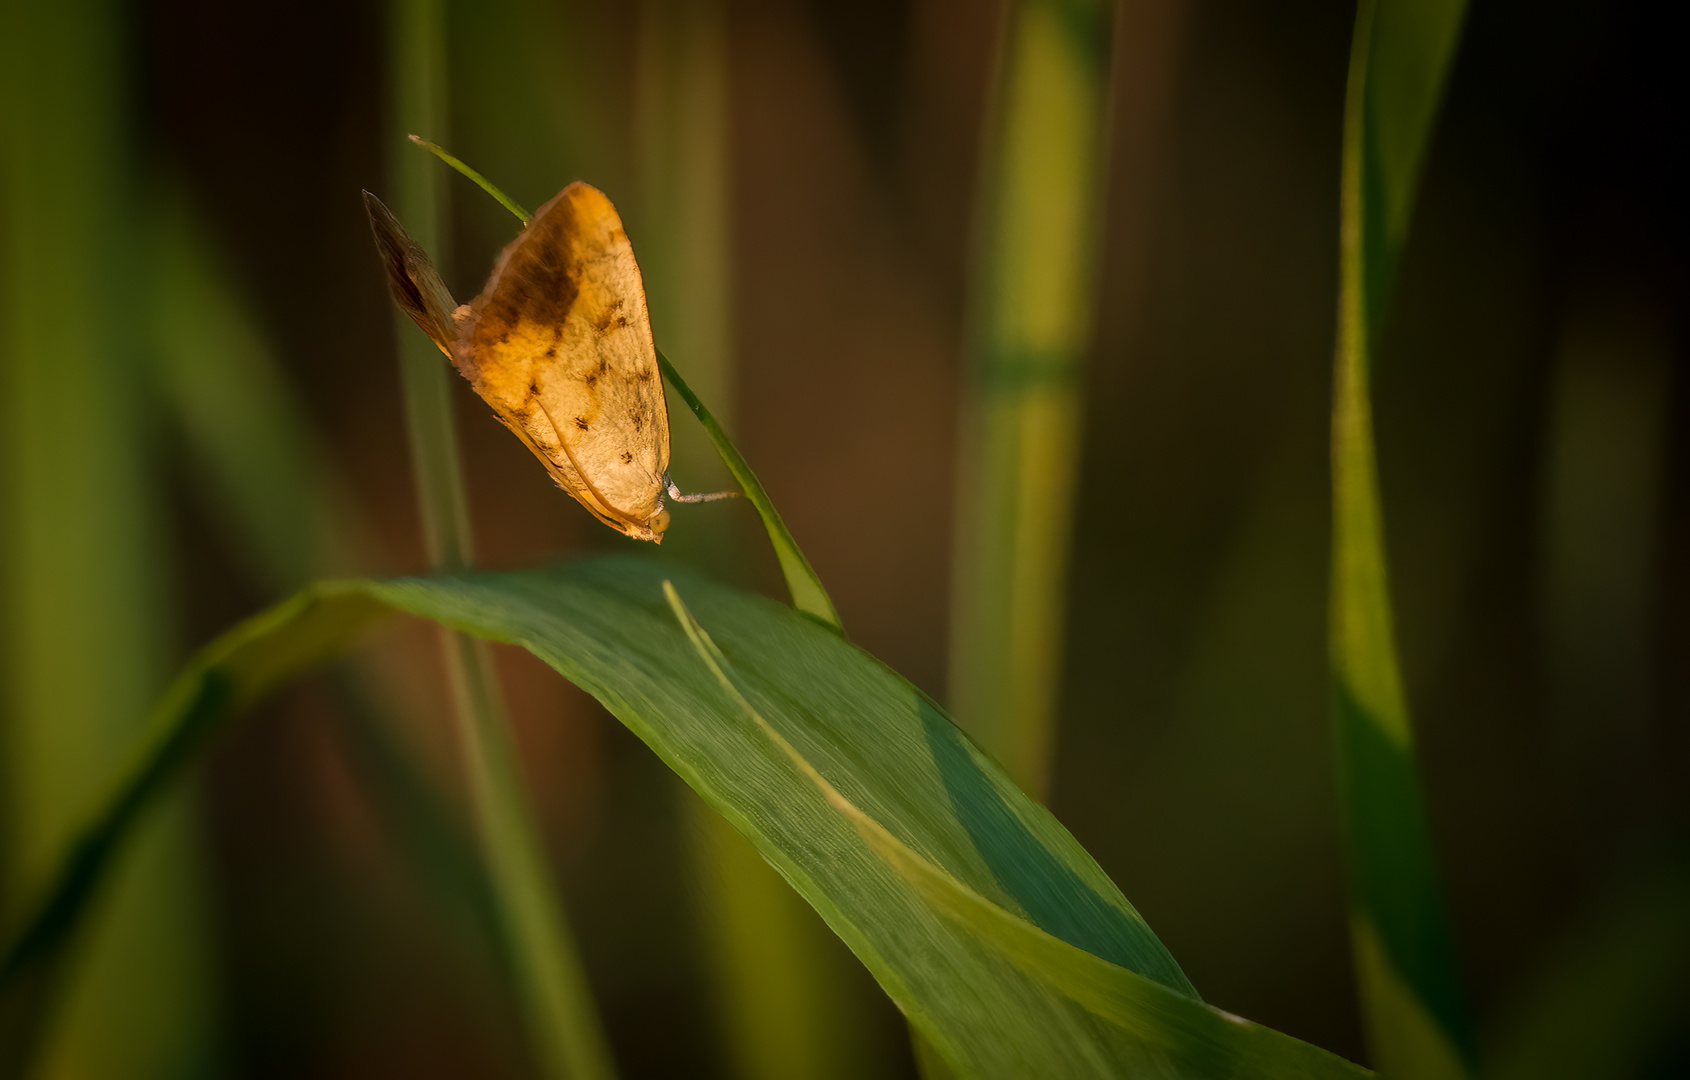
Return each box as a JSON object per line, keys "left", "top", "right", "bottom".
{"left": 667, "top": 478, "right": 742, "bottom": 504}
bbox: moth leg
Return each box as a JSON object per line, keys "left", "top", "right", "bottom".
{"left": 666, "top": 479, "right": 741, "bottom": 503}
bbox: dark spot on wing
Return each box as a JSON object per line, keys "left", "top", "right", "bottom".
{"left": 629, "top": 411, "right": 644, "bottom": 432}
{"left": 583, "top": 373, "right": 598, "bottom": 387}
{"left": 544, "top": 345, "right": 556, "bottom": 359}
{"left": 620, "top": 451, "right": 633, "bottom": 464}
{"left": 477, "top": 194, "right": 583, "bottom": 330}
{"left": 528, "top": 379, "right": 541, "bottom": 397}
{"left": 635, "top": 368, "right": 653, "bottom": 383}
{"left": 592, "top": 300, "right": 627, "bottom": 335}
{"left": 574, "top": 416, "right": 590, "bottom": 431}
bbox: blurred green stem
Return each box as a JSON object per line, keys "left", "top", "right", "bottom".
{"left": 0, "top": 1, "right": 211, "bottom": 1076}
{"left": 1330, "top": 0, "right": 1472, "bottom": 1075}
{"left": 948, "top": 0, "right": 1113, "bottom": 797}
{"left": 387, "top": 1, "right": 615, "bottom": 1077}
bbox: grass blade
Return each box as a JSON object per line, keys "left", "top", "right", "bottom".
{"left": 656, "top": 350, "right": 841, "bottom": 628}
{"left": 5, "top": 558, "right": 1379, "bottom": 1078}
{"left": 1331, "top": 0, "right": 1473, "bottom": 1075}
{"left": 411, "top": 134, "right": 534, "bottom": 223}
{"left": 948, "top": 0, "right": 1114, "bottom": 795}
{"left": 664, "top": 581, "right": 1368, "bottom": 1079}
{"left": 0, "top": 4, "right": 212, "bottom": 1076}
{"left": 384, "top": 2, "right": 615, "bottom": 1077}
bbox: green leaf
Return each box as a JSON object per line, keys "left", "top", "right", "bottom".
{"left": 664, "top": 580, "right": 1370, "bottom": 1080}
{"left": 4, "top": 557, "right": 1373, "bottom": 1079}
{"left": 1331, "top": 1, "right": 1473, "bottom": 1076}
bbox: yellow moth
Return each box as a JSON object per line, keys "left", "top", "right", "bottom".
{"left": 365, "top": 182, "right": 732, "bottom": 543}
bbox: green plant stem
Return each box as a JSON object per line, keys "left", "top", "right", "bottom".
{"left": 1330, "top": 0, "right": 1472, "bottom": 1076}
{"left": 410, "top": 134, "right": 533, "bottom": 224}
{"left": 657, "top": 351, "right": 840, "bottom": 629}
{"left": 948, "top": 0, "right": 1113, "bottom": 797}
{"left": 387, "top": 2, "right": 614, "bottom": 1078}
{"left": 0, "top": 2, "right": 211, "bottom": 1076}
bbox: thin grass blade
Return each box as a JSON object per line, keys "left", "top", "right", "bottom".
{"left": 385, "top": 3, "right": 615, "bottom": 1076}
{"left": 656, "top": 350, "right": 841, "bottom": 628}
{"left": 1330, "top": 0, "right": 1473, "bottom": 1075}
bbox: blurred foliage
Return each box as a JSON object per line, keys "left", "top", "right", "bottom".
{"left": 1329, "top": 0, "right": 1474, "bottom": 1074}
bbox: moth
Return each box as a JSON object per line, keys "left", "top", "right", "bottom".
{"left": 365, "top": 182, "right": 731, "bottom": 542}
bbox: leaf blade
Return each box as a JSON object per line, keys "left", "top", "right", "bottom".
{"left": 7, "top": 558, "right": 1373, "bottom": 1079}
{"left": 1330, "top": 0, "right": 1474, "bottom": 1074}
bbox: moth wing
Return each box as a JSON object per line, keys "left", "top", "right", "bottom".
{"left": 460, "top": 182, "right": 670, "bottom": 534}
{"left": 539, "top": 187, "right": 669, "bottom": 522}
{"left": 363, "top": 190, "right": 459, "bottom": 354}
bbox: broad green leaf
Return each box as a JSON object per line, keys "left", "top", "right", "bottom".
{"left": 1331, "top": 0, "right": 1472, "bottom": 1076}
{"left": 4, "top": 557, "right": 1375, "bottom": 1079}
{"left": 666, "top": 582, "right": 1371, "bottom": 1080}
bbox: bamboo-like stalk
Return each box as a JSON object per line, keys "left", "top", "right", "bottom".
{"left": 1329, "top": 0, "right": 1473, "bottom": 1075}
{"left": 948, "top": 0, "right": 1114, "bottom": 798}
{"left": 385, "top": 2, "right": 615, "bottom": 1077}
{"left": 0, "top": 1, "right": 211, "bottom": 1076}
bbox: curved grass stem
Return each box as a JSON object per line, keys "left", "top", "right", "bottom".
{"left": 387, "top": 3, "right": 614, "bottom": 1077}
